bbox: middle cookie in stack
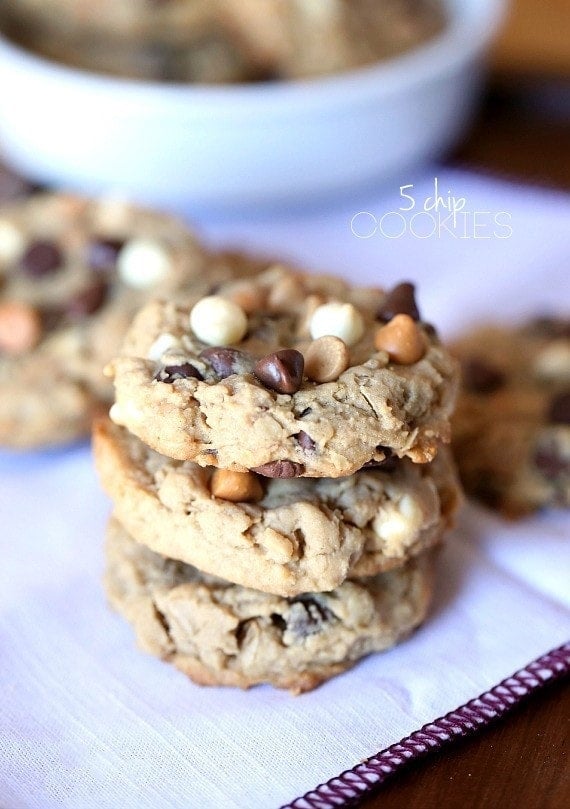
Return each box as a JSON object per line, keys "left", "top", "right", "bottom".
{"left": 96, "top": 265, "right": 461, "bottom": 691}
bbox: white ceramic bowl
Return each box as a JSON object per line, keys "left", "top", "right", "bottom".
{"left": 0, "top": 0, "right": 505, "bottom": 212}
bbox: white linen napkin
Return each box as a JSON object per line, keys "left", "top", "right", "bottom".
{"left": 1, "top": 170, "right": 569, "bottom": 809}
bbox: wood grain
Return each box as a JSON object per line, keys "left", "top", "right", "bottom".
{"left": 360, "top": 675, "right": 570, "bottom": 808}
{"left": 492, "top": 0, "right": 570, "bottom": 76}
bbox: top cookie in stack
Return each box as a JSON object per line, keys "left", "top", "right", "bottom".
{"left": 106, "top": 266, "right": 459, "bottom": 478}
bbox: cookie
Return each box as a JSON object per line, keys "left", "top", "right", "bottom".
{"left": 105, "top": 515, "right": 435, "bottom": 693}
{"left": 107, "top": 268, "right": 459, "bottom": 477}
{"left": 452, "top": 318, "right": 570, "bottom": 516}
{"left": 0, "top": 193, "right": 243, "bottom": 449}
{"left": 94, "top": 418, "right": 460, "bottom": 596}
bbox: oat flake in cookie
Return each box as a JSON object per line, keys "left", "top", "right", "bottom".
{"left": 107, "top": 267, "right": 459, "bottom": 477}
{"left": 0, "top": 193, "right": 215, "bottom": 449}
{"left": 94, "top": 418, "right": 460, "bottom": 596}
{"left": 105, "top": 516, "right": 435, "bottom": 693}
{"left": 452, "top": 318, "right": 570, "bottom": 516}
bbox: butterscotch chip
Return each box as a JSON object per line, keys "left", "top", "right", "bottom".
{"left": 267, "top": 274, "right": 305, "bottom": 312}
{"left": 210, "top": 469, "right": 264, "bottom": 502}
{"left": 374, "top": 314, "right": 425, "bottom": 365}
{"left": 224, "top": 280, "right": 267, "bottom": 314}
{"left": 304, "top": 335, "right": 350, "bottom": 383}
{"left": 0, "top": 301, "right": 42, "bottom": 354}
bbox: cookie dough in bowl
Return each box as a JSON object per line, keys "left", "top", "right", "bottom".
{"left": 2, "top": 0, "right": 447, "bottom": 83}
{"left": 94, "top": 418, "right": 461, "bottom": 597}
{"left": 107, "top": 268, "right": 460, "bottom": 476}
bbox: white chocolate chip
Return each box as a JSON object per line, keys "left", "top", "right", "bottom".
{"left": 147, "top": 332, "right": 183, "bottom": 361}
{"left": 0, "top": 219, "right": 25, "bottom": 265}
{"left": 309, "top": 302, "right": 364, "bottom": 346}
{"left": 116, "top": 238, "right": 172, "bottom": 288}
{"left": 534, "top": 340, "right": 570, "bottom": 382}
{"left": 109, "top": 401, "right": 143, "bottom": 425}
{"left": 372, "top": 494, "right": 423, "bottom": 555}
{"left": 189, "top": 295, "right": 248, "bottom": 346}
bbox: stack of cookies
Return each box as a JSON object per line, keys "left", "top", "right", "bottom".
{"left": 95, "top": 265, "right": 461, "bottom": 692}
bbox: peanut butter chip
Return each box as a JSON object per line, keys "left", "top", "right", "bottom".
{"left": 0, "top": 301, "right": 42, "bottom": 354}
{"left": 374, "top": 314, "right": 425, "bottom": 365}
{"left": 304, "top": 335, "right": 350, "bottom": 382}
{"left": 210, "top": 469, "right": 264, "bottom": 502}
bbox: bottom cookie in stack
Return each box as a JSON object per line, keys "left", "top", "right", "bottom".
{"left": 105, "top": 516, "right": 436, "bottom": 694}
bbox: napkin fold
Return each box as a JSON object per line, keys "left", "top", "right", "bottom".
{"left": 1, "top": 170, "right": 569, "bottom": 809}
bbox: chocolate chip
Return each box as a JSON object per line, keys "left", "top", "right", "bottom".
{"left": 286, "top": 597, "right": 334, "bottom": 638}
{"left": 20, "top": 240, "right": 63, "bottom": 277}
{"left": 547, "top": 391, "right": 570, "bottom": 425}
{"left": 362, "top": 446, "right": 397, "bottom": 470}
{"left": 199, "top": 346, "right": 254, "bottom": 378}
{"left": 362, "top": 455, "right": 398, "bottom": 472}
{"left": 251, "top": 460, "right": 305, "bottom": 478}
{"left": 254, "top": 349, "right": 304, "bottom": 394}
{"left": 377, "top": 281, "right": 420, "bottom": 322}
{"left": 154, "top": 363, "right": 203, "bottom": 383}
{"left": 526, "top": 317, "right": 570, "bottom": 339}
{"left": 534, "top": 444, "right": 569, "bottom": 480}
{"left": 462, "top": 358, "right": 505, "bottom": 394}
{"left": 270, "top": 613, "right": 287, "bottom": 632}
{"left": 66, "top": 279, "right": 108, "bottom": 319}
{"left": 88, "top": 238, "right": 124, "bottom": 271}
{"left": 294, "top": 431, "right": 315, "bottom": 451}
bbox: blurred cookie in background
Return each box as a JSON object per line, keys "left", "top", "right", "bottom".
{"left": 452, "top": 318, "right": 570, "bottom": 517}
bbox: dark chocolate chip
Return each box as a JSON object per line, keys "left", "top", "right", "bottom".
{"left": 534, "top": 444, "right": 569, "bottom": 480}
{"left": 251, "top": 460, "right": 305, "bottom": 478}
{"left": 472, "top": 478, "right": 501, "bottom": 508}
{"left": 294, "top": 431, "right": 315, "bottom": 451}
{"left": 270, "top": 613, "right": 287, "bottom": 632}
{"left": 40, "top": 305, "right": 64, "bottom": 332}
{"left": 88, "top": 238, "right": 124, "bottom": 271}
{"left": 66, "top": 279, "right": 108, "bottom": 319}
{"left": 462, "top": 358, "right": 506, "bottom": 394}
{"left": 286, "top": 596, "right": 334, "bottom": 639}
{"left": 253, "top": 349, "right": 304, "bottom": 394}
{"left": 154, "top": 363, "right": 203, "bottom": 383}
{"left": 199, "top": 346, "right": 254, "bottom": 378}
{"left": 362, "top": 446, "right": 397, "bottom": 471}
{"left": 20, "top": 240, "right": 63, "bottom": 277}
{"left": 547, "top": 391, "right": 570, "bottom": 425}
{"left": 526, "top": 316, "right": 570, "bottom": 339}
{"left": 377, "top": 281, "right": 420, "bottom": 322}
{"left": 362, "top": 456, "right": 398, "bottom": 472}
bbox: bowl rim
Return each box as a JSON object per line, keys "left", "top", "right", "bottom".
{"left": 0, "top": 0, "right": 507, "bottom": 113}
